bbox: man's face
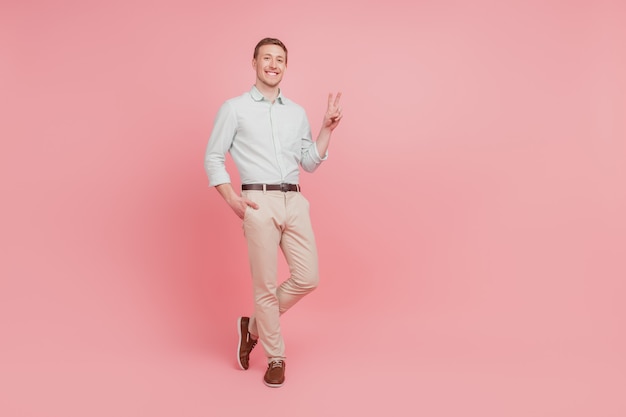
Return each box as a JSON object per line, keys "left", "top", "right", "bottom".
{"left": 252, "top": 44, "right": 287, "bottom": 88}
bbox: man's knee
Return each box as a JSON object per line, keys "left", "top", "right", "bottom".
{"left": 300, "top": 271, "right": 319, "bottom": 291}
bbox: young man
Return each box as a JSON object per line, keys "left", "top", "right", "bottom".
{"left": 204, "top": 38, "right": 342, "bottom": 388}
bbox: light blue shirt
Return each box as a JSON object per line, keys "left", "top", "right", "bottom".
{"left": 204, "top": 86, "right": 327, "bottom": 187}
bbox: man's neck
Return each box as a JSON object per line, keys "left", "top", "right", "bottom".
{"left": 255, "top": 82, "right": 280, "bottom": 103}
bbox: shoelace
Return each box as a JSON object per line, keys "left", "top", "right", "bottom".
{"left": 269, "top": 360, "right": 284, "bottom": 369}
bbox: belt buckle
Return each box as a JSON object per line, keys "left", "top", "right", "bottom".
{"left": 280, "top": 183, "right": 290, "bottom": 192}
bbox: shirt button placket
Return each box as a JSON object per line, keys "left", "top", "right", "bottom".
{"left": 269, "top": 104, "right": 286, "bottom": 182}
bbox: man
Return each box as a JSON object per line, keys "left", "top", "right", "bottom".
{"left": 204, "top": 37, "right": 342, "bottom": 388}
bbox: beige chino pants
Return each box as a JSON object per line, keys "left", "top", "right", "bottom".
{"left": 242, "top": 189, "right": 319, "bottom": 361}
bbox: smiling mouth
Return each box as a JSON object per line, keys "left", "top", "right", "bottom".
{"left": 266, "top": 71, "right": 279, "bottom": 76}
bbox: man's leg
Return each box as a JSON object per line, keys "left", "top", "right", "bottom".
{"left": 242, "top": 191, "right": 286, "bottom": 361}
{"left": 277, "top": 192, "right": 319, "bottom": 313}
{"left": 247, "top": 191, "right": 319, "bottom": 332}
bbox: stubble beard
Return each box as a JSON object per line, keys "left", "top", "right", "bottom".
{"left": 263, "top": 71, "right": 282, "bottom": 87}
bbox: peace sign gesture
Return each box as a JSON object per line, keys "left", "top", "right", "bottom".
{"left": 322, "top": 92, "right": 343, "bottom": 131}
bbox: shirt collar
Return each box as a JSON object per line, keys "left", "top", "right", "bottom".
{"left": 250, "top": 85, "right": 285, "bottom": 104}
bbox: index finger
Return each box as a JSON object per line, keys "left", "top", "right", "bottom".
{"left": 333, "top": 92, "right": 342, "bottom": 107}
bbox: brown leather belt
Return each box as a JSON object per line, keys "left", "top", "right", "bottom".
{"left": 242, "top": 183, "right": 301, "bottom": 192}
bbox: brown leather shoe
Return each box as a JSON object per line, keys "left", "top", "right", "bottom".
{"left": 237, "top": 317, "right": 257, "bottom": 370}
{"left": 263, "top": 360, "right": 286, "bottom": 388}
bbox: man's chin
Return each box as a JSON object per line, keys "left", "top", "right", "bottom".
{"left": 263, "top": 78, "right": 282, "bottom": 87}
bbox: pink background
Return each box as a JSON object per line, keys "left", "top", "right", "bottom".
{"left": 2, "top": 0, "right": 625, "bottom": 415}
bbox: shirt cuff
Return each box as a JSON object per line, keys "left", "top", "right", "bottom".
{"left": 208, "top": 173, "right": 231, "bottom": 187}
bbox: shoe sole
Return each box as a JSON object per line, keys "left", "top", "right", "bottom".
{"left": 237, "top": 317, "right": 246, "bottom": 370}
{"left": 263, "top": 380, "right": 284, "bottom": 388}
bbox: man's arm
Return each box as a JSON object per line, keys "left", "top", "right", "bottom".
{"left": 315, "top": 92, "right": 343, "bottom": 157}
{"left": 205, "top": 102, "right": 236, "bottom": 186}
{"left": 205, "top": 102, "right": 259, "bottom": 219}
